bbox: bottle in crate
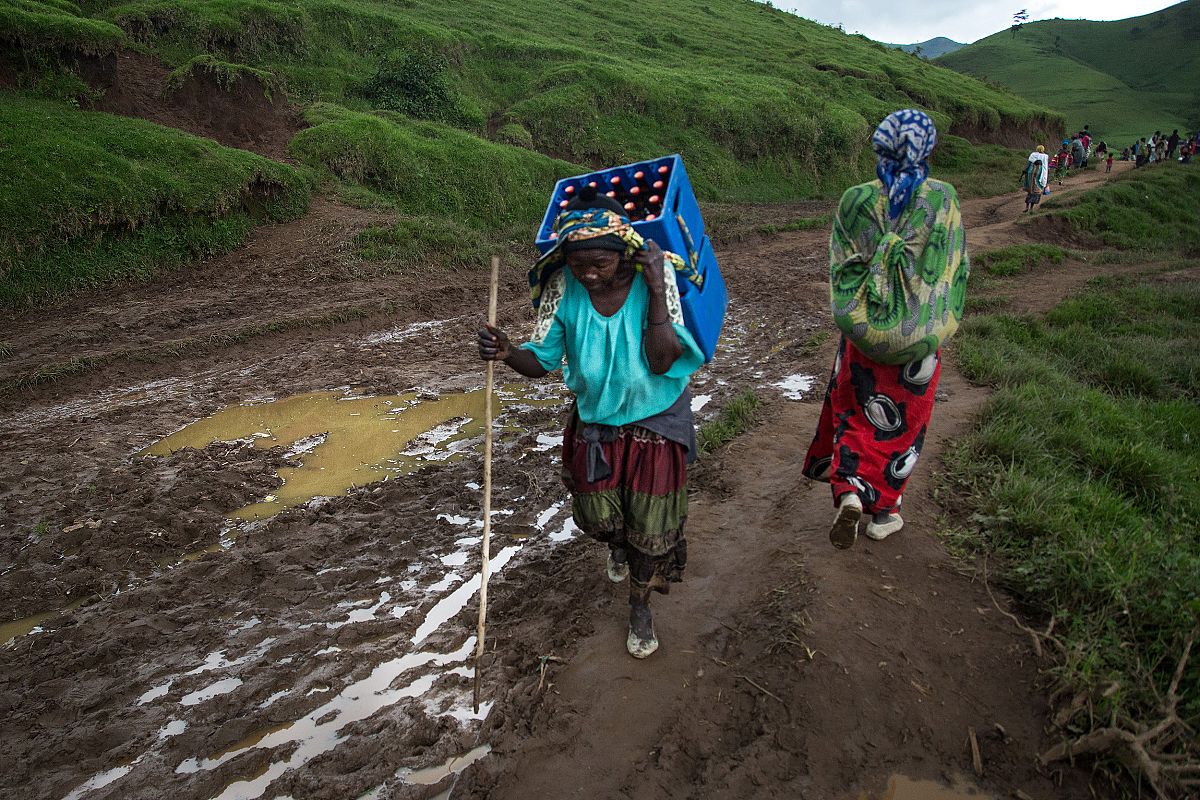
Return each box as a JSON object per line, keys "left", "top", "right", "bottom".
{"left": 535, "top": 155, "right": 727, "bottom": 363}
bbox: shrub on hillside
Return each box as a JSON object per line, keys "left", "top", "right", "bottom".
{"left": 355, "top": 48, "right": 456, "bottom": 121}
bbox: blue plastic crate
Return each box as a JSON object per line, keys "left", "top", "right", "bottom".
{"left": 679, "top": 235, "right": 726, "bottom": 363}
{"left": 535, "top": 154, "right": 725, "bottom": 362}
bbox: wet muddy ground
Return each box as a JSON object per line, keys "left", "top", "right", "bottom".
{"left": 1, "top": 168, "right": 1131, "bottom": 799}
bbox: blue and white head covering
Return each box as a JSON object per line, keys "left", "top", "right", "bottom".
{"left": 871, "top": 109, "right": 937, "bottom": 220}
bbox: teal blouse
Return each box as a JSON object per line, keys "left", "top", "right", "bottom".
{"left": 520, "top": 266, "right": 704, "bottom": 427}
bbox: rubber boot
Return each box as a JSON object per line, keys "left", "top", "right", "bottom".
{"left": 606, "top": 544, "right": 629, "bottom": 583}
{"left": 627, "top": 580, "right": 658, "bottom": 659}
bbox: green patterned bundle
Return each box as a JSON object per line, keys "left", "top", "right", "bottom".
{"left": 829, "top": 178, "right": 969, "bottom": 364}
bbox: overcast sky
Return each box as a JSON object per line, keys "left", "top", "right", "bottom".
{"left": 774, "top": 1, "right": 1184, "bottom": 44}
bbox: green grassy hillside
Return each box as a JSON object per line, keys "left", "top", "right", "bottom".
{"left": 1, "top": 0, "right": 1062, "bottom": 305}
{"left": 937, "top": 1, "right": 1200, "bottom": 146}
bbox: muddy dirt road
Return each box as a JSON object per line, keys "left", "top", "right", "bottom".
{"left": 1, "top": 164, "right": 1131, "bottom": 800}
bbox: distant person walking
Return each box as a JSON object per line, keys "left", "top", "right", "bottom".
{"left": 1023, "top": 145, "right": 1049, "bottom": 213}
{"left": 1136, "top": 138, "right": 1148, "bottom": 168}
{"left": 1106, "top": 151, "right": 1114, "bottom": 173}
{"left": 1055, "top": 140, "right": 1071, "bottom": 183}
{"left": 1079, "top": 129, "right": 1091, "bottom": 167}
{"left": 1071, "top": 135, "right": 1085, "bottom": 170}
{"left": 1167, "top": 129, "right": 1180, "bottom": 159}
{"left": 803, "top": 109, "right": 968, "bottom": 549}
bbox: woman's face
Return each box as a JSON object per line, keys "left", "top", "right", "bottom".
{"left": 566, "top": 249, "right": 624, "bottom": 291}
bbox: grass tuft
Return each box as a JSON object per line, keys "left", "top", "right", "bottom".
{"left": 973, "top": 243, "right": 1066, "bottom": 277}
{"left": 165, "top": 54, "right": 278, "bottom": 95}
{"left": 0, "top": 0, "right": 124, "bottom": 54}
{"left": 355, "top": 215, "right": 509, "bottom": 273}
{"left": 698, "top": 389, "right": 763, "bottom": 454}
{"left": 289, "top": 104, "right": 576, "bottom": 228}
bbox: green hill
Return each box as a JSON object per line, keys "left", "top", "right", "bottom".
{"left": 937, "top": 1, "right": 1200, "bottom": 147}
{"left": 1, "top": 0, "right": 1060, "bottom": 305}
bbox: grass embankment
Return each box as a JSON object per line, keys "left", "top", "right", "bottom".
{"left": 290, "top": 103, "right": 579, "bottom": 271}
{"left": 0, "top": 0, "right": 1062, "bottom": 307}
{"left": 0, "top": 94, "right": 311, "bottom": 307}
{"left": 948, "top": 166, "right": 1200, "bottom": 791}
{"left": 0, "top": 0, "right": 123, "bottom": 54}
{"left": 1041, "top": 164, "right": 1200, "bottom": 254}
{"left": 938, "top": 1, "right": 1200, "bottom": 145}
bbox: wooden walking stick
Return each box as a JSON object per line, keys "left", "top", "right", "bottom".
{"left": 473, "top": 255, "right": 500, "bottom": 713}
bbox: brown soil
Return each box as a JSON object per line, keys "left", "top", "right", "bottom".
{"left": 948, "top": 115, "right": 1062, "bottom": 148}
{"left": 0, "top": 166, "right": 1143, "bottom": 800}
{"left": 82, "top": 49, "right": 304, "bottom": 161}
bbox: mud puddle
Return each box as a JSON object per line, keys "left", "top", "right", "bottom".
{"left": 4, "top": 384, "right": 567, "bottom": 647}
{"left": 857, "top": 774, "right": 993, "bottom": 799}
{"left": 144, "top": 385, "right": 563, "bottom": 521}
{"left": 0, "top": 597, "right": 87, "bottom": 644}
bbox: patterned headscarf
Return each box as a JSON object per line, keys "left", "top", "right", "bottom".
{"left": 528, "top": 208, "right": 701, "bottom": 309}
{"left": 872, "top": 109, "right": 938, "bottom": 220}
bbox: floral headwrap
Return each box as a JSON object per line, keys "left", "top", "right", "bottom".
{"left": 872, "top": 109, "right": 937, "bottom": 220}
{"left": 529, "top": 208, "right": 701, "bottom": 309}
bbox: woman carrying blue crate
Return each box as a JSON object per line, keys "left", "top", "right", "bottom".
{"left": 802, "top": 109, "right": 969, "bottom": 549}
{"left": 477, "top": 188, "right": 705, "bottom": 659}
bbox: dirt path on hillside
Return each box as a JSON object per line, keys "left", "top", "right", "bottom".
{"left": 0, "top": 166, "right": 1136, "bottom": 800}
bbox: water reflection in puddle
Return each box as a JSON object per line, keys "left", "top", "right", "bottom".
{"left": 144, "top": 386, "right": 563, "bottom": 521}
{"left": 180, "top": 677, "right": 242, "bottom": 706}
{"left": 180, "top": 638, "right": 479, "bottom": 798}
{"left": 774, "top": 373, "right": 816, "bottom": 400}
{"left": 163, "top": 540, "right": 520, "bottom": 798}
{"left": 397, "top": 744, "right": 491, "bottom": 785}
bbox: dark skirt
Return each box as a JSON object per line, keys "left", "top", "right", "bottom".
{"left": 802, "top": 336, "right": 942, "bottom": 515}
{"left": 562, "top": 415, "right": 688, "bottom": 593}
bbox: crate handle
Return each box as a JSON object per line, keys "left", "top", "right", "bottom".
{"left": 675, "top": 213, "right": 700, "bottom": 272}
